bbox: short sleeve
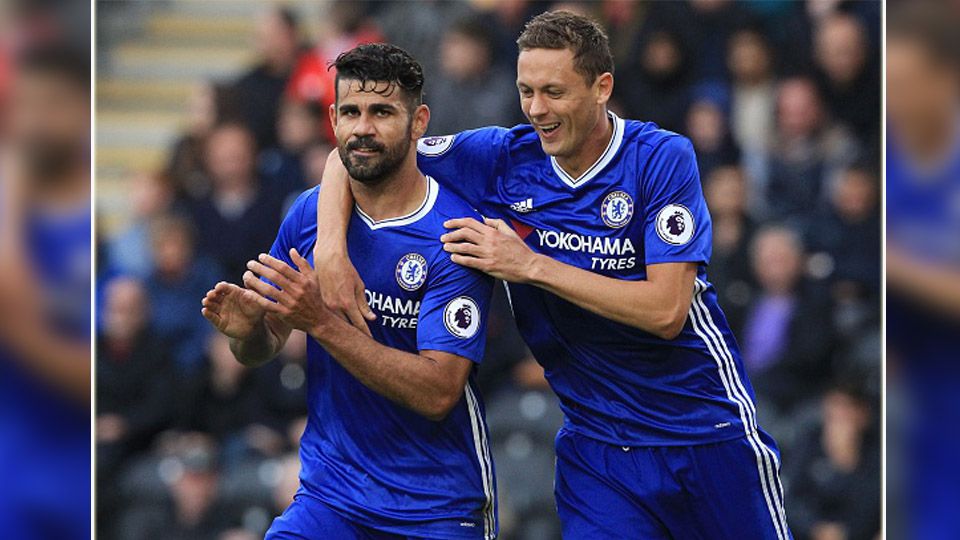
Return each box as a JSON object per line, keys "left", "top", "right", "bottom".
{"left": 416, "top": 127, "right": 508, "bottom": 207}
{"left": 416, "top": 254, "right": 494, "bottom": 364}
{"left": 264, "top": 187, "right": 318, "bottom": 289}
{"left": 640, "top": 136, "right": 712, "bottom": 266}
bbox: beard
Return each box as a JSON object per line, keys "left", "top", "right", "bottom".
{"left": 337, "top": 133, "right": 411, "bottom": 186}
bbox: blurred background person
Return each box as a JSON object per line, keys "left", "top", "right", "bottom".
{"left": 703, "top": 164, "right": 755, "bottom": 335}
{"left": 426, "top": 16, "right": 520, "bottom": 135}
{"left": 96, "top": 277, "right": 175, "bottom": 533}
{"left": 257, "top": 98, "right": 328, "bottom": 211}
{"left": 145, "top": 214, "right": 221, "bottom": 375}
{"left": 0, "top": 43, "right": 90, "bottom": 539}
{"left": 189, "top": 122, "right": 281, "bottom": 278}
{"left": 235, "top": 6, "right": 303, "bottom": 152}
{"left": 742, "top": 225, "right": 834, "bottom": 415}
{"left": 786, "top": 378, "right": 880, "bottom": 540}
{"left": 94, "top": 2, "right": 880, "bottom": 538}
{"left": 887, "top": 1, "right": 960, "bottom": 537}
{"left": 165, "top": 82, "right": 244, "bottom": 202}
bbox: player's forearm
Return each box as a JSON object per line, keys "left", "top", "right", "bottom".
{"left": 527, "top": 255, "right": 692, "bottom": 339}
{"left": 5, "top": 327, "right": 90, "bottom": 404}
{"left": 229, "top": 316, "right": 286, "bottom": 367}
{"left": 316, "top": 150, "right": 353, "bottom": 255}
{"left": 888, "top": 250, "right": 960, "bottom": 319}
{"left": 310, "top": 318, "right": 462, "bottom": 420}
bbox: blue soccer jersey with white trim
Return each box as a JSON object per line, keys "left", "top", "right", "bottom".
{"left": 269, "top": 178, "right": 497, "bottom": 539}
{"left": 416, "top": 113, "right": 761, "bottom": 447}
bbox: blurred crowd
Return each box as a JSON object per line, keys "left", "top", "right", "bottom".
{"left": 96, "top": 1, "right": 881, "bottom": 539}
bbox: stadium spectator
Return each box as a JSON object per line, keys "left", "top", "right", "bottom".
{"left": 106, "top": 172, "right": 175, "bottom": 278}
{"left": 235, "top": 6, "right": 302, "bottom": 151}
{"left": 787, "top": 379, "right": 880, "bottom": 540}
{"left": 97, "top": 278, "right": 175, "bottom": 467}
{"left": 177, "top": 334, "right": 287, "bottom": 469}
{"left": 742, "top": 225, "right": 834, "bottom": 413}
{"left": 426, "top": 17, "right": 519, "bottom": 135}
{"left": 764, "top": 76, "right": 858, "bottom": 224}
{"left": 189, "top": 122, "right": 282, "bottom": 278}
{"left": 615, "top": 29, "right": 690, "bottom": 133}
{"left": 813, "top": 12, "right": 880, "bottom": 149}
{"left": 685, "top": 81, "right": 740, "bottom": 178}
{"left": 807, "top": 164, "right": 881, "bottom": 301}
{"left": 727, "top": 25, "right": 777, "bottom": 179}
{"left": 641, "top": 0, "right": 755, "bottom": 82}
{"left": 145, "top": 214, "right": 221, "bottom": 374}
{"left": 122, "top": 434, "right": 236, "bottom": 539}
{"left": 373, "top": 1, "right": 474, "bottom": 84}
{"left": 258, "top": 98, "right": 326, "bottom": 209}
{"left": 703, "top": 164, "right": 756, "bottom": 335}
{"left": 166, "top": 83, "right": 244, "bottom": 201}
{"left": 96, "top": 278, "right": 176, "bottom": 532}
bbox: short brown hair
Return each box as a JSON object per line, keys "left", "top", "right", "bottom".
{"left": 516, "top": 10, "right": 614, "bottom": 85}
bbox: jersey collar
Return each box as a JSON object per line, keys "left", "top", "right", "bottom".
{"left": 549, "top": 111, "right": 624, "bottom": 189}
{"left": 355, "top": 176, "right": 438, "bottom": 230}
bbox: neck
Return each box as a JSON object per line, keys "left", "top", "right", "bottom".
{"left": 896, "top": 108, "right": 959, "bottom": 167}
{"left": 555, "top": 110, "right": 613, "bottom": 178}
{"left": 351, "top": 155, "right": 426, "bottom": 221}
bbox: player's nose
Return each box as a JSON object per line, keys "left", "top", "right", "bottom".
{"left": 528, "top": 93, "right": 549, "bottom": 118}
{"left": 352, "top": 112, "right": 376, "bottom": 137}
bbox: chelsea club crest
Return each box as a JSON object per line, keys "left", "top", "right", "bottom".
{"left": 601, "top": 190, "right": 634, "bottom": 228}
{"left": 396, "top": 253, "right": 428, "bottom": 291}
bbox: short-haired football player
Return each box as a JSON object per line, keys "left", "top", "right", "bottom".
{"left": 314, "top": 12, "right": 791, "bottom": 540}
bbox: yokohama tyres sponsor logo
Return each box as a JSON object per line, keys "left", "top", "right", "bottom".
{"left": 534, "top": 228, "right": 636, "bottom": 256}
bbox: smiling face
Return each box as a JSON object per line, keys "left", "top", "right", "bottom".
{"left": 516, "top": 47, "right": 612, "bottom": 162}
{"left": 330, "top": 78, "right": 428, "bottom": 185}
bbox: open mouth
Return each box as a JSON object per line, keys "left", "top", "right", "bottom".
{"left": 539, "top": 122, "right": 560, "bottom": 135}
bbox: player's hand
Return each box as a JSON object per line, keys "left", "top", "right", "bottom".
{"left": 441, "top": 217, "right": 540, "bottom": 283}
{"left": 201, "top": 281, "right": 267, "bottom": 340}
{"left": 314, "top": 247, "right": 375, "bottom": 336}
{"left": 244, "top": 249, "right": 337, "bottom": 337}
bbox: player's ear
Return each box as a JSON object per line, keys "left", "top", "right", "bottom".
{"left": 411, "top": 103, "right": 430, "bottom": 140}
{"left": 595, "top": 72, "right": 613, "bottom": 105}
{"left": 328, "top": 103, "right": 338, "bottom": 131}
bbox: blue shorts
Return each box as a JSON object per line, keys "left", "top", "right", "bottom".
{"left": 267, "top": 495, "right": 409, "bottom": 540}
{"left": 554, "top": 427, "right": 791, "bottom": 539}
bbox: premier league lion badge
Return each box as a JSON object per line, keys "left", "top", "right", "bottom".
{"left": 655, "top": 204, "right": 695, "bottom": 245}
{"left": 601, "top": 190, "right": 634, "bottom": 228}
{"left": 443, "top": 296, "right": 480, "bottom": 339}
{"left": 416, "top": 135, "right": 455, "bottom": 156}
{"left": 396, "top": 253, "right": 428, "bottom": 291}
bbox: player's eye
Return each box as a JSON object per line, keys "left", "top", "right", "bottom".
{"left": 519, "top": 88, "right": 533, "bottom": 98}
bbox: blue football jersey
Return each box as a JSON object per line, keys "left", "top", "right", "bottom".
{"left": 0, "top": 202, "right": 90, "bottom": 539}
{"left": 887, "top": 125, "right": 960, "bottom": 539}
{"left": 270, "top": 179, "right": 497, "bottom": 539}
{"left": 416, "top": 113, "right": 762, "bottom": 447}
{"left": 886, "top": 129, "right": 960, "bottom": 361}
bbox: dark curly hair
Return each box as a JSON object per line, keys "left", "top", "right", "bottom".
{"left": 330, "top": 43, "right": 424, "bottom": 111}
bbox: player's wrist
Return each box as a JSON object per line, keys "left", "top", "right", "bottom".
{"left": 525, "top": 253, "right": 551, "bottom": 285}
